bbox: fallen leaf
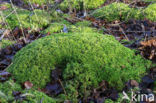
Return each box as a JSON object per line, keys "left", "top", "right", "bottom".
{"left": 24, "top": 81, "right": 33, "bottom": 89}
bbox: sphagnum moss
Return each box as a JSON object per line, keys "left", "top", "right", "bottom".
{"left": 23, "top": 0, "right": 49, "bottom": 6}
{"left": 59, "top": 0, "right": 106, "bottom": 11}
{"left": 0, "top": 39, "right": 15, "bottom": 49}
{"left": 91, "top": 2, "right": 132, "bottom": 22}
{"left": 91, "top": 2, "right": 156, "bottom": 22}
{"left": 7, "top": 32, "right": 151, "bottom": 101}
{"left": 144, "top": 3, "right": 156, "bottom": 21}
{"left": 0, "top": 80, "right": 56, "bottom": 103}
{"left": 2, "top": 9, "right": 52, "bottom": 31}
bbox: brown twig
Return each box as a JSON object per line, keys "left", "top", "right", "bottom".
{"left": 119, "top": 25, "right": 129, "bottom": 41}
{"left": 58, "top": 79, "right": 67, "bottom": 96}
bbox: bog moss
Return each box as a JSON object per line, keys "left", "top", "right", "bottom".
{"left": 91, "top": 2, "right": 132, "bottom": 22}
{"left": 0, "top": 80, "right": 22, "bottom": 102}
{"left": 0, "top": 3, "right": 11, "bottom": 9}
{"left": 0, "top": 80, "right": 56, "bottom": 103}
{"left": 7, "top": 32, "right": 151, "bottom": 101}
{"left": 74, "top": 20, "right": 92, "bottom": 27}
{"left": 3, "top": 9, "right": 30, "bottom": 29}
{"left": 0, "top": 39, "right": 14, "bottom": 49}
{"left": 42, "top": 20, "right": 95, "bottom": 34}
{"left": 23, "top": 0, "right": 49, "bottom": 5}
{"left": 144, "top": 3, "right": 156, "bottom": 21}
{"left": 2, "top": 9, "right": 51, "bottom": 31}
{"left": 42, "top": 19, "right": 71, "bottom": 34}
{"left": 24, "top": 90, "right": 56, "bottom": 103}
{"left": 59, "top": 0, "right": 106, "bottom": 11}
{"left": 91, "top": 2, "right": 156, "bottom": 22}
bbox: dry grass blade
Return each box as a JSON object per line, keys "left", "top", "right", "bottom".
{"left": 0, "top": 11, "right": 16, "bottom": 41}
{"left": 10, "top": 0, "right": 26, "bottom": 42}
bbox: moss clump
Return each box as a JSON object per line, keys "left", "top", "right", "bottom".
{"left": 0, "top": 16, "right": 2, "bottom": 23}
{"left": 0, "top": 39, "right": 14, "bottom": 49}
{"left": 0, "top": 3, "right": 11, "bottom": 9}
{"left": 75, "top": 20, "right": 92, "bottom": 27}
{"left": 0, "top": 16, "right": 3, "bottom": 29}
{"left": 0, "top": 80, "right": 56, "bottom": 103}
{"left": 69, "top": 25, "right": 99, "bottom": 33}
{"left": 29, "top": 9, "right": 52, "bottom": 29}
{"left": 24, "top": 90, "right": 56, "bottom": 103}
{"left": 42, "top": 22, "right": 64, "bottom": 34}
{"left": 23, "top": 0, "right": 48, "bottom": 5}
{"left": 144, "top": 3, "right": 156, "bottom": 21}
{"left": 143, "top": 0, "right": 156, "bottom": 2}
{"left": 0, "top": 80, "right": 22, "bottom": 102}
{"left": 8, "top": 32, "right": 151, "bottom": 101}
{"left": 3, "top": 9, "right": 31, "bottom": 29}
{"left": 59, "top": 0, "right": 106, "bottom": 11}
{"left": 42, "top": 20, "right": 95, "bottom": 34}
{"left": 105, "top": 93, "right": 130, "bottom": 103}
{"left": 154, "top": 81, "right": 156, "bottom": 92}
{"left": 130, "top": 8, "right": 144, "bottom": 20}
{"left": 3, "top": 9, "right": 51, "bottom": 31}
{"left": 91, "top": 2, "right": 156, "bottom": 22}
{"left": 42, "top": 20, "right": 71, "bottom": 34}
{"left": 0, "top": 16, "right": 3, "bottom": 24}
{"left": 91, "top": 2, "right": 141, "bottom": 22}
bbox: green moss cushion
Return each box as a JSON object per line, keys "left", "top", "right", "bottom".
{"left": 75, "top": 20, "right": 92, "bottom": 27}
{"left": 42, "top": 20, "right": 95, "bottom": 34}
{"left": 3, "top": 9, "right": 30, "bottom": 29}
{"left": 60, "top": 0, "right": 106, "bottom": 10}
{"left": 42, "top": 20, "right": 71, "bottom": 34}
{"left": 0, "top": 3, "right": 11, "bottom": 9}
{"left": 2, "top": 9, "right": 51, "bottom": 30}
{"left": 0, "top": 80, "right": 22, "bottom": 102}
{"left": 0, "top": 80, "right": 56, "bottom": 103}
{"left": 7, "top": 32, "right": 151, "bottom": 101}
{"left": 25, "top": 90, "right": 56, "bottom": 103}
{"left": 144, "top": 3, "right": 156, "bottom": 21}
{"left": 0, "top": 16, "right": 2, "bottom": 23}
{"left": 91, "top": 2, "right": 156, "bottom": 22}
{"left": 0, "top": 39, "right": 14, "bottom": 49}
{"left": 91, "top": 2, "right": 132, "bottom": 22}
{"left": 143, "top": 0, "right": 156, "bottom": 2}
{"left": 23, "top": 0, "right": 48, "bottom": 5}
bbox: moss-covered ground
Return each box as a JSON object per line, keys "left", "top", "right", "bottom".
{"left": 7, "top": 32, "right": 151, "bottom": 101}
{"left": 0, "top": 1, "right": 155, "bottom": 103}
{"left": 1, "top": 9, "right": 52, "bottom": 31}
{"left": 0, "top": 80, "right": 57, "bottom": 103}
{"left": 0, "top": 39, "right": 14, "bottom": 49}
{"left": 91, "top": 2, "right": 156, "bottom": 22}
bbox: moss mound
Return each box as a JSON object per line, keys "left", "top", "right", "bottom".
{"left": 25, "top": 90, "right": 57, "bottom": 103}
{"left": 23, "top": 0, "right": 48, "bottom": 5}
{"left": 42, "top": 19, "right": 71, "bottom": 34}
{"left": 42, "top": 20, "right": 96, "bottom": 34}
{"left": 0, "top": 3, "right": 11, "bottom": 9}
{"left": 0, "top": 39, "right": 14, "bottom": 49}
{"left": 2, "top": 9, "right": 30, "bottom": 29}
{"left": 59, "top": 0, "right": 106, "bottom": 11}
{"left": 91, "top": 2, "right": 143, "bottom": 22}
{"left": 91, "top": 2, "right": 156, "bottom": 22}
{"left": 2, "top": 9, "right": 51, "bottom": 30}
{"left": 144, "top": 3, "right": 156, "bottom": 21}
{"left": 74, "top": 20, "right": 92, "bottom": 27}
{"left": 0, "top": 80, "right": 56, "bottom": 103}
{"left": 23, "top": 0, "right": 105, "bottom": 10}
{"left": 143, "top": 0, "right": 156, "bottom": 2}
{"left": 0, "top": 80, "right": 22, "bottom": 102}
{"left": 7, "top": 32, "right": 151, "bottom": 101}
